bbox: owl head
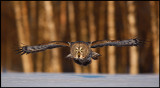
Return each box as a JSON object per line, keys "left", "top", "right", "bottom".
{"left": 70, "top": 41, "right": 91, "bottom": 60}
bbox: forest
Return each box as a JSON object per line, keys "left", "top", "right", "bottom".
{"left": 1, "top": 1, "right": 159, "bottom": 74}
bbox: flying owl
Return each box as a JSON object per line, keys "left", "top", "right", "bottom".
{"left": 17, "top": 38, "right": 144, "bottom": 66}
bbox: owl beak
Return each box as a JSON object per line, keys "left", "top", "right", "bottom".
{"left": 78, "top": 52, "right": 80, "bottom": 57}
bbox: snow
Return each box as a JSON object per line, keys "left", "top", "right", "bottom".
{"left": 1, "top": 73, "right": 159, "bottom": 87}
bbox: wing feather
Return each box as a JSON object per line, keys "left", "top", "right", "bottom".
{"left": 17, "top": 41, "right": 70, "bottom": 55}
{"left": 91, "top": 38, "right": 144, "bottom": 48}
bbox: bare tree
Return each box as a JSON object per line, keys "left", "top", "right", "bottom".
{"left": 68, "top": 1, "right": 82, "bottom": 73}
{"left": 150, "top": 1, "right": 159, "bottom": 74}
{"left": 13, "top": 1, "right": 33, "bottom": 72}
{"left": 127, "top": 1, "right": 139, "bottom": 74}
{"left": 107, "top": 1, "right": 116, "bottom": 74}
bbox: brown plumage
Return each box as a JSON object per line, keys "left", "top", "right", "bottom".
{"left": 17, "top": 38, "right": 144, "bottom": 66}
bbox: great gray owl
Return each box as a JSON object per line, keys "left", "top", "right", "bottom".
{"left": 17, "top": 38, "right": 144, "bottom": 66}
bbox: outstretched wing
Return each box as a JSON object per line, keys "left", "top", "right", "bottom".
{"left": 91, "top": 38, "right": 144, "bottom": 48}
{"left": 17, "top": 41, "right": 70, "bottom": 55}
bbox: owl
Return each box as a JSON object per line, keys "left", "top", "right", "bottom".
{"left": 17, "top": 38, "right": 144, "bottom": 66}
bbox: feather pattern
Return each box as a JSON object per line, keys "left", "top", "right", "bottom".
{"left": 91, "top": 38, "right": 144, "bottom": 48}
{"left": 17, "top": 41, "right": 70, "bottom": 55}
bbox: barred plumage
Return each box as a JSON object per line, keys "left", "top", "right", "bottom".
{"left": 91, "top": 38, "right": 144, "bottom": 48}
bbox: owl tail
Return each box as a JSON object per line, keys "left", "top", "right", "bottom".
{"left": 91, "top": 52, "right": 101, "bottom": 60}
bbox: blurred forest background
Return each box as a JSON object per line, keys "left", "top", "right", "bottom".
{"left": 1, "top": 1, "right": 159, "bottom": 74}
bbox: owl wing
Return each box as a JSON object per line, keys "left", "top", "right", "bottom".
{"left": 91, "top": 38, "right": 144, "bottom": 48}
{"left": 17, "top": 41, "right": 70, "bottom": 55}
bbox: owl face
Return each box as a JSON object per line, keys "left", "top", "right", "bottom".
{"left": 70, "top": 41, "right": 91, "bottom": 60}
{"left": 75, "top": 46, "right": 84, "bottom": 58}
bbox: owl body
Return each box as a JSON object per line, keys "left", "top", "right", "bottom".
{"left": 17, "top": 38, "right": 144, "bottom": 66}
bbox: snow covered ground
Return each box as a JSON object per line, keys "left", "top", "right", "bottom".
{"left": 1, "top": 73, "right": 159, "bottom": 87}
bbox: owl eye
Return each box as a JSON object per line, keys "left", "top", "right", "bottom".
{"left": 80, "top": 47, "right": 83, "bottom": 50}
{"left": 79, "top": 47, "right": 84, "bottom": 53}
{"left": 80, "top": 47, "right": 82, "bottom": 50}
{"left": 75, "top": 47, "right": 79, "bottom": 52}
